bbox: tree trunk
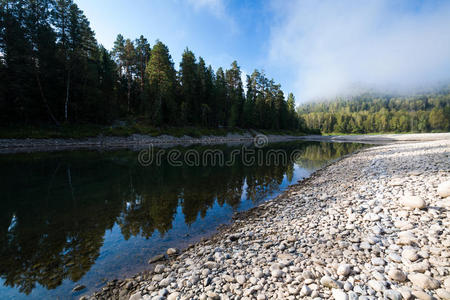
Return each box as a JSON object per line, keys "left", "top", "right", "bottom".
{"left": 127, "top": 77, "right": 131, "bottom": 113}
{"left": 34, "top": 66, "right": 60, "bottom": 126}
{"left": 65, "top": 70, "right": 70, "bottom": 122}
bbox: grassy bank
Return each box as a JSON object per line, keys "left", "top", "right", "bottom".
{"left": 0, "top": 124, "right": 313, "bottom": 139}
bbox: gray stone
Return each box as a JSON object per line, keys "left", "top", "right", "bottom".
{"left": 303, "top": 270, "right": 315, "bottom": 280}
{"left": 371, "top": 257, "right": 385, "bottom": 266}
{"left": 348, "top": 292, "right": 358, "bottom": 300}
{"left": 204, "top": 261, "right": 218, "bottom": 269}
{"left": 129, "top": 292, "right": 142, "bottom": 300}
{"left": 166, "top": 248, "right": 178, "bottom": 255}
{"left": 400, "top": 196, "right": 426, "bottom": 209}
{"left": 398, "top": 287, "right": 413, "bottom": 300}
{"left": 167, "top": 292, "right": 180, "bottom": 300}
{"left": 408, "top": 273, "right": 440, "bottom": 290}
{"left": 300, "top": 285, "right": 312, "bottom": 296}
{"left": 159, "top": 277, "right": 172, "bottom": 287}
{"left": 437, "top": 181, "right": 450, "bottom": 198}
{"left": 337, "top": 264, "right": 352, "bottom": 276}
{"left": 402, "top": 248, "right": 419, "bottom": 261}
{"left": 384, "top": 290, "right": 402, "bottom": 300}
{"left": 148, "top": 254, "right": 165, "bottom": 264}
{"left": 388, "top": 269, "right": 407, "bottom": 282}
{"left": 320, "top": 276, "right": 342, "bottom": 289}
{"left": 236, "top": 275, "right": 246, "bottom": 285}
{"left": 154, "top": 264, "right": 164, "bottom": 274}
{"left": 368, "top": 280, "right": 384, "bottom": 292}
{"left": 271, "top": 269, "right": 283, "bottom": 278}
{"left": 388, "top": 253, "right": 402, "bottom": 263}
{"left": 445, "top": 277, "right": 450, "bottom": 289}
{"left": 332, "top": 289, "right": 349, "bottom": 300}
{"left": 436, "top": 289, "right": 450, "bottom": 300}
{"left": 411, "top": 290, "right": 433, "bottom": 300}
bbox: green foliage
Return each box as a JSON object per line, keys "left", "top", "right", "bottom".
{"left": 146, "top": 41, "right": 177, "bottom": 125}
{"left": 298, "top": 91, "right": 450, "bottom": 133}
{"left": 0, "top": 0, "right": 306, "bottom": 135}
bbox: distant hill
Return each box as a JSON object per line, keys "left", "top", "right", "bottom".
{"left": 297, "top": 89, "right": 450, "bottom": 134}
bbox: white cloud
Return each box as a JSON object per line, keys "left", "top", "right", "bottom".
{"left": 187, "top": 0, "right": 226, "bottom": 18}
{"left": 269, "top": 0, "right": 450, "bottom": 101}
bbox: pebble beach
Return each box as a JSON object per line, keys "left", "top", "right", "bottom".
{"left": 89, "top": 140, "right": 450, "bottom": 300}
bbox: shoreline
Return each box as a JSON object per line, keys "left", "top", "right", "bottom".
{"left": 86, "top": 139, "right": 450, "bottom": 300}
{"left": 0, "top": 132, "right": 449, "bottom": 154}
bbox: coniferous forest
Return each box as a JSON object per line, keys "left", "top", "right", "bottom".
{"left": 297, "top": 91, "right": 450, "bottom": 134}
{"left": 0, "top": 0, "right": 303, "bottom": 132}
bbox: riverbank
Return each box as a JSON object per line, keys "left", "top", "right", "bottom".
{"left": 0, "top": 132, "right": 298, "bottom": 154}
{"left": 0, "top": 132, "right": 449, "bottom": 154}
{"left": 296, "top": 133, "right": 450, "bottom": 144}
{"left": 86, "top": 140, "right": 450, "bottom": 300}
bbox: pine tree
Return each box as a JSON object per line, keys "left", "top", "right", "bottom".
{"left": 226, "top": 61, "right": 244, "bottom": 127}
{"left": 146, "top": 40, "right": 177, "bottom": 125}
{"left": 214, "top": 67, "right": 228, "bottom": 127}
{"left": 179, "top": 48, "right": 197, "bottom": 124}
{"left": 135, "top": 35, "right": 151, "bottom": 93}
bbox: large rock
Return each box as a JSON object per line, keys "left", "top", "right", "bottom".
{"left": 337, "top": 264, "right": 352, "bottom": 276}
{"left": 148, "top": 254, "right": 165, "bottom": 264}
{"left": 320, "top": 276, "right": 342, "bottom": 289}
{"left": 332, "top": 289, "right": 349, "bottom": 300}
{"left": 445, "top": 277, "right": 450, "bottom": 290}
{"left": 397, "top": 231, "right": 417, "bottom": 245}
{"left": 400, "top": 196, "right": 426, "bottom": 209}
{"left": 408, "top": 273, "right": 440, "bottom": 290}
{"left": 154, "top": 264, "right": 165, "bottom": 273}
{"left": 129, "top": 292, "right": 142, "bottom": 300}
{"left": 384, "top": 289, "right": 402, "bottom": 300}
{"left": 388, "top": 269, "right": 407, "bottom": 282}
{"left": 300, "top": 285, "right": 312, "bottom": 296}
{"left": 271, "top": 269, "right": 284, "bottom": 278}
{"left": 167, "top": 292, "right": 180, "bottom": 300}
{"left": 166, "top": 248, "right": 178, "bottom": 255}
{"left": 402, "top": 248, "right": 419, "bottom": 261}
{"left": 411, "top": 290, "right": 433, "bottom": 300}
{"left": 371, "top": 257, "right": 385, "bottom": 266}
{"left": 437, "top": 181, "right": 450, "bottom": 198}
{"left": 236, "top": 275, "right": 246, "bottom": 285}
{"left": 436, "top": 289, "right": 450, "bottom": 300}
{"left": 368, "top": 280, "right": 385, "bottom": 292}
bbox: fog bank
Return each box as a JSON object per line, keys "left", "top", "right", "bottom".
{"left": 269, "top": 0, "right": 450, "bottom": 101}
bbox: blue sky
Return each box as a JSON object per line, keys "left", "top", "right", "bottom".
{"left": 75, "top": 0, "right": 450, "bottom": 102}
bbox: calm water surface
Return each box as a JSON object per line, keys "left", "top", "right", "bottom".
{"left": 0, "top": 141, "right": 367, "bottom": 299}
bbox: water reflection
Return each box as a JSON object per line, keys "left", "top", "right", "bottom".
{"left": 0, "top": 141, "right": 365, "bottom": 297}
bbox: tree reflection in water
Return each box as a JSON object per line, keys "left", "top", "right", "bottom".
{"left": 0, "top": 141, "right": 366, "bottom": 295}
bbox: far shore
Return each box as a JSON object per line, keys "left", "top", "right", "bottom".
{"left": 0, "top": 132, "right": 449, "bottom": 154}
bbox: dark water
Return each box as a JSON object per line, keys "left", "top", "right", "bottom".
{"left": 0, "top": 141, "right": 367, "bottom": 299}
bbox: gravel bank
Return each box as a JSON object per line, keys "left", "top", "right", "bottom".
{"left": 0, "top": 133, "right": 300, "bottom": 154}
{"left": 86, "top": 140, "right": 450, "bottom": 300}
{"left": 297, "top": 133, "right": 450, "bottom": 144}
{"left": 1, "top": 132, "right": 449, "bottom": 154}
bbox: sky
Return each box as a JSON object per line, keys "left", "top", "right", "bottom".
{"left": 75, "top": 0, "right": 450, "bottom": 103}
